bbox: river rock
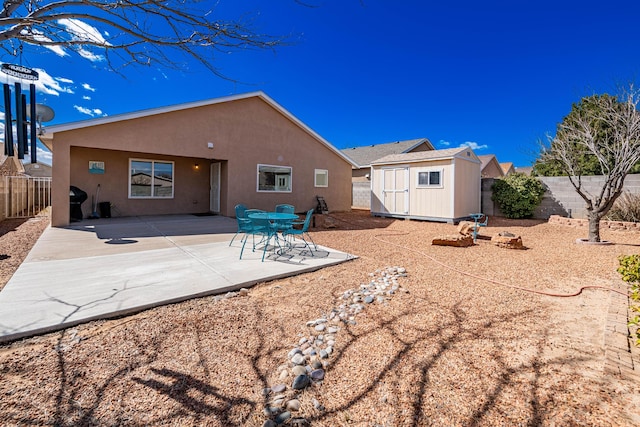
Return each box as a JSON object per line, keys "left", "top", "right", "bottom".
{"left": 291, "top": 353, "right": 305, "bottom": 365}
{"left": 286, "top": 399, "right": 301, "bottom": 411}
{"left": 292, "top": 374, "right": 310, "bottom": 390}
{"left": 292, "top": 365, "right": 307, "bottom": 376}
{"left": 271, "top": 383, "right": 286, "bottom": 393}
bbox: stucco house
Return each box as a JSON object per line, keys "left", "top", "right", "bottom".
{"left": 370, "top": 147, "right": 481, "bottom": 223}
{"left": 40, "top": 91, "right": 356, "bottom": 227}
{"left": 478, "top": 154, "right": 504, "bottom": 178}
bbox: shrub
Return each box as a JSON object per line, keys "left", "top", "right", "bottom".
{"left": 604, "top": 191, "right": 640, "bottom": 223}
{"left": 491, "top": 173, "right": 545, "bottom": 219}
{"left": 618, "top": 254, "right": 640, "bottom": 346}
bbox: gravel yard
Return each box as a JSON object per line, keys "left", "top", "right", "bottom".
{"left": 0, "top": 210, "right": 639, "bottom": 426}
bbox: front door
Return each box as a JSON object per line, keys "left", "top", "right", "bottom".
{"left": 382, "top": 167, "right": 409, "bottom": 214}
{"left": 210, "top": 162, "right": 220, "bottom": 213}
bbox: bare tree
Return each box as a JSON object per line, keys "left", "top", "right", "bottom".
{"left": 0, "top": 0, "right": 286, "bottom": 77}
{"left": 540, "top": 86, "right": 640, "bottom": 242}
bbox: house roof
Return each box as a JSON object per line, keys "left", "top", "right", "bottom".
{"left": 477, "top": 154, "right": 505, "bottom": 177}
{"left": 371, "top": 147, "right": 480, "bottom": 165}
{"left": 40, "top": 91, "right": 358, "bottom": 168}
{"left": 341, "top": 138, "right": 434, "bottom": 168}
{"left": 500, "top": 162, "right": 515, "bottom": 175}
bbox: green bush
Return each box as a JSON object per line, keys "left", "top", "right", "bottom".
{"left": 491, "top": 173, "right": 545, "bottom": 219}
{"left": 604, "top": 191, "right": 640, "bottom": 223}
{"left": 618, "top": 254, "right": 640, "bottom": 346}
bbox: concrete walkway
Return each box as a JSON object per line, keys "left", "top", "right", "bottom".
{"left": 0, "top": 215, "right": 356, "bottom": 343}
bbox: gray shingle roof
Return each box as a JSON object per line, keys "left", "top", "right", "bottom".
{"left": 341, "top": 138, "right": 434, "bottom": 168}
{"left": 371, "top": 147, "right": 475, "bottom": 165}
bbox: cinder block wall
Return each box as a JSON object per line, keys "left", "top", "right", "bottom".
{"left": 481, "top": 175, "right": 640, "bottom": 219}
{"left": 352, "top": 182, "right": 371, "bottom": 209}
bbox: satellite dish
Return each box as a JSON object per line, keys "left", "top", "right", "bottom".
{"left": 26, "top": 104, "right": 55, "bottom": 122}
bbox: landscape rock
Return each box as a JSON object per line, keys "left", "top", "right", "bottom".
{"left": 457, "top": 221, "right": 474, "bottom": 236}
{"left": 432, "top": 234, "right": 474, "bottom": 247}
{"left": 491, "top": 232, "right": 524, "bottom": 249}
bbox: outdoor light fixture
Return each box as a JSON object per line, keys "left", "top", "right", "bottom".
{"left": 194, "top": 163, "right": 199, "bottom": 170}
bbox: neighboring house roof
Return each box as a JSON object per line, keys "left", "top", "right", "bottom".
{"left": 23, "top": 162, "right": 52, "bottom": 177}
{"left": 371, "top": 147, "right": 480, "bottom": 165}
{"left": 500, "top": 162, "right": 515, "bottom": 175}
{"left": 477, "top": 154, "right": 504, "bottom": 178}
{"left": 0, "top": 144, "right": 26, "bottom": 176}
{"left": 341, "top": 138, "right": 435, "bottom": 168}
{"left": 40, "top": 91, "right": 358, "bottom": 168}
{"left": 515, "top": 166, "right": 533, "bottom": 176}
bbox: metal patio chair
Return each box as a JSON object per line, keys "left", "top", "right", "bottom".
{"left": 229, "top": 204, "right": 249, "bottom": 246}
{"left": 282, "top": 209, "right": 317, "bottom": 254}
{"left": 274, "top": 204, "right": 295, "bottom": 232}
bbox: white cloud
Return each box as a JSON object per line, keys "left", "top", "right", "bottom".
{"left": 24, "top": 28, "right": 69, "bottom": 57}
{"left": 439, "top": 140, "right": 451, "bottom": 147}
{"left": 77, "top": 48, "right": 105, "bottom": 62}
{"left": 82, "top": 83, "right": 96, "bottom": 92}
{"left": 35, "top": 146, "right": 53, "bottom": 165}
{"left": 73, "top": 105, "right": 106, "bottom": 117}
{"left": 74, "top": 105, "right": 94, "bottom": 116}
{"left": 82, "top": 95, "right": 91, "bottom": 100}
{"left": 458, "top": 141, "right": 488, "bottom": 151}
{"left": 56, "top": 77, "right": 74, "bottom": 84}
{"left": 58, "top": 18, "right": 111, "bottom": 46}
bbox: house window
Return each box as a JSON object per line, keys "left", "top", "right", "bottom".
{"left": 129, "top": 159, "right": 174, "bottom": 198}
{"left": 314, "top": 169, "right": 328, "bottom": 187}
{"left": 417, "top": 170, "right": 443, "bottom": 187}
{"left": 257, "top": 164, "right": 292, "bottom": 192}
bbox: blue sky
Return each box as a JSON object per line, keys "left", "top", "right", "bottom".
{"left": 3, "top": 0, "right": 640, "bottom": 167}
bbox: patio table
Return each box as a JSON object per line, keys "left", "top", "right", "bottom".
{"left": 247, "top": 212, "right": 299, "bottom": 258}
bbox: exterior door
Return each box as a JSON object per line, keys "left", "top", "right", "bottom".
{"left": 210, "top": 162, "right": 220, "bottom": 213}
{"left": 382, "top": 167, "right": 409, "bottom": 214}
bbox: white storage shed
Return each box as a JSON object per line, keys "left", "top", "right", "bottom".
{"left": 370, "top": 147, "right": 481, "bottom": 223}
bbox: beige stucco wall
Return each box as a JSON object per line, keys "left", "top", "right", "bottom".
{"left": 47, "top": 96, "right": 353, "bottom": 226}
{"left": 68, "top": 147, "right": 210, "bottom": 219}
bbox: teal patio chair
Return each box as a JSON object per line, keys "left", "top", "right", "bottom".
{"left": 229, "top": 204, "right": 249, "bottom": 246}
{"left": 274, "top": 204, "right": 295, "bottom": 232}
{"left": 282, "top": 209, "right": 317, "bottom": 253}
{"left": 240, "top": 212, "right": 279, "bottom": 261}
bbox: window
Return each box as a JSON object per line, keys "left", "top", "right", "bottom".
{"left": 417, "top": 170, "right": 443, "bottom": 187}
{"left": 314, "top": 169, "right": 328, "bottom": 187}
{"left": 257, "top": 164, "right": 292, "bottom": 192}
{"left": 129, "top": 159, "right": 174, "bottom": 198}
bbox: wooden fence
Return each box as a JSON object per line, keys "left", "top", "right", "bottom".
{"left": 0, "top": 176, "right": 52, "bottom": 221}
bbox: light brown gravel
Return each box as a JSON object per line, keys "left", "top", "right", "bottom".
{"left": 0, "top": 210, "right": 639, "bottom": 426}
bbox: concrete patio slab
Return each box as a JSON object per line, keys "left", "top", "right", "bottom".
{"left": 0, "top": 215, "right": 356, "bottom": 343}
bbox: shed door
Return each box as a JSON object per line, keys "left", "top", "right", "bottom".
{"left": 381, "top": 167, "right": 409, "bottom": 214}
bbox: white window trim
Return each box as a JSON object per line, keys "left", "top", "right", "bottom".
{"left": 314, "top": 169, "right": 329, "bottom": 188}
{"left": 128, "top": 158, "right": 175, "bottom": 199}
{"left": 256, "top": 163, "right": 293, "bottom": 193}
{"left": 416, "top": 168, "right": 444, "bottom": 189}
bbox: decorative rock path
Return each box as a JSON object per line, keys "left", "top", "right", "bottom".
{"left": 260, "top": 266, "right": 408, "bottom": 426}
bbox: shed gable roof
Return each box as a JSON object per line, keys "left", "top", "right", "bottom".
{"left": 40, "top": 91, "right": 357, "bottom": 167}
{"left": 341, "top": 138, "right": 434, "bottom": 168}
{"left": 371, "top": 147, "right": 480, "bottom": 165}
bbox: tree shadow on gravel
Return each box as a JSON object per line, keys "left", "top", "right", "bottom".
{"left": 305, "top": 302, "right": 593, "bottom": 426}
